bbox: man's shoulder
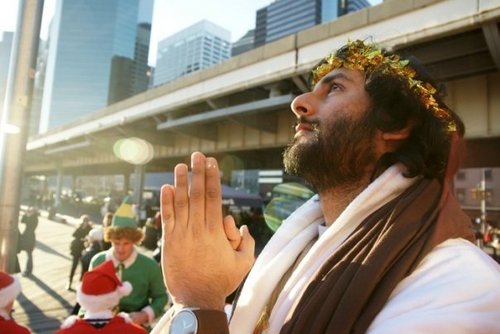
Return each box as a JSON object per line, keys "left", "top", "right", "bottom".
{"left": 369, "top": 238, "right": 500, "bottom": 333}
{"left": 135, "top": 252, "right": 160, "bottom": 266}
{"left": 89, "top": 251, "right": 107, "bottom": 267}
{"left": 397, "top": 238, "right": 499, "bottom": 291}
{"left": 423, "top": 238, "right": 499, "bottom": 278}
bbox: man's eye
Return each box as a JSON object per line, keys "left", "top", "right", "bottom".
{"left": 329, "top": 83, "right": 341, "bottom": 92}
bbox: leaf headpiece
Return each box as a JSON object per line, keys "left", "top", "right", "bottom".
{"left": 311, "top": 40, "right": 456, "bottom": 132}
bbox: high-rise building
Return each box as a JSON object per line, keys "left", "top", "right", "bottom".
{"left": 255, "top": 0, "right": 371, "bottom": 47}
{"left": 0, "top": 32, "right": 14, "bottom": 118}
{"left": 231, "top": 29, "right": 255, "bottom": 57}
{"left": 153, "top": 20, "right": 231, "bottom": 87}
{"left": 37, "top": 0, "right": 153, "bottom": 133}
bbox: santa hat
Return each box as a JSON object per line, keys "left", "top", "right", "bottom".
{"left": 0, "top": 272, "right": 21, "bottom": 309}
{"left": 77, "top": 260, "right": 132, "bottom": 312}
{"left": 112, "top": 196, "right": 137, "bottom": 228}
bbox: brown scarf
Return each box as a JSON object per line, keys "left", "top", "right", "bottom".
{"left": 281, "top": 178, "right": 473, "bottom": 334}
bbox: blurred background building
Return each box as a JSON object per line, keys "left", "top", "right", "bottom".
{"left": 153, "top": 20, "right": 231, "bottom": 86}
{"left": 34, "top": 0, "right": 153, "bottom": 134}
{"left": 254, "top": 0, "right": 370, "bottom": 47}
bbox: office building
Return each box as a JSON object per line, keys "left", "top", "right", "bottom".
{"left": 231, "top": 29, "right": 255, "bottom": 57}
{"left": 154, "top": 20, "right": 231, "bottom": 86}
{"left": 255, "top": 0, "right": 371, "bottom": 47}
{"left": 37, "top": 0, "right": 153, "bottom": 133}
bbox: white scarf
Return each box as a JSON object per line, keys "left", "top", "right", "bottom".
{"left": 230, "top": 164, "right": 416, "bottom": 333}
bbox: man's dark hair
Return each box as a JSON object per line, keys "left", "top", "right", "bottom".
{"left": 366, "top": 54, "right": 464, "bottom": 181}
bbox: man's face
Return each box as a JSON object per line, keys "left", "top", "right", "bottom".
{"left": 111, "top": 238, "right": 135, "bottom": 262}
{"left": 283, "top": 67, "right": 377, "bottom": 192}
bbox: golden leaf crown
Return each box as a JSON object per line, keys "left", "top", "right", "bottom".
{"left": 311, "top": 40, "right": 457, "bottom": 132}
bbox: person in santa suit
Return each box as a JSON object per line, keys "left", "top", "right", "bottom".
{"left": 55, "top": 260, "right": 147, "bottom": 334}
{"left": 0, "top": 271, "right": 31, "bottom": 334}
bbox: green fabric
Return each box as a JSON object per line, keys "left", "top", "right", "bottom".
{"left": 90, "top": 252, "right": 168, "bottom": 318}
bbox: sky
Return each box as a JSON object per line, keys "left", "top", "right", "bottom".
{"left": 0, "top": 0, "right": 381, "bottom": 65}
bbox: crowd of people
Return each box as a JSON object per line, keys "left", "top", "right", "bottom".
{"left": 4, "top": 195, "right": 167, "bottom": 333}
{"left": 2, "top": 39, "right": 500, "bottom": 333}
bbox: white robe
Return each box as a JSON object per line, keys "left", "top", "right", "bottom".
{"left": 368, "top": 238, "right": 500, "bottom": 334}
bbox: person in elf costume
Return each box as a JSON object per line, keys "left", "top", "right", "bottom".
{"left": 89, "top": 196, "right": 168, "bottom": 329}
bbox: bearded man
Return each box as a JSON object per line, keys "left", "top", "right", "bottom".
{"left": 152, "top": 40, "right": 500, "bottom": 334}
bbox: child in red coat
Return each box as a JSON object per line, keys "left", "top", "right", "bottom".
{"left": 55, "top": 260, "right": 147, "bottom": 334}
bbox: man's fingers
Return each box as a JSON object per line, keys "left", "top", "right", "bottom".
{"left": 238, "top": 225, "right": 256, "bottom": 266}
{"left": 174, "top": 163, "right": 189, "bottom": 227}
{"left": 205, "top": 157, "right": 223, "bottom": 231}
{"left": 189, "top": 152, "right": 206, "bottom": 233}
{"left": 160, "top": 184, "right": 175, "bottom": 234}
{"left": 223, "top": 215, "right": 240, "bottom": 250}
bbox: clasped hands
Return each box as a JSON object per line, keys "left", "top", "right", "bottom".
{"left": 160, "top": 152, "right": 255, "bottom": 311}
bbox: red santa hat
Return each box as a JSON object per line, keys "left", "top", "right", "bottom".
{"left": 77, "top": 260, "right": 132, "bottom": 312}
{"left": 0, "top": 272, "right": 21, "bottom": 309}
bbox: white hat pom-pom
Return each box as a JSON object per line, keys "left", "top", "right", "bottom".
{"left": 118, "top": 281, "right": 132, "bottom": 297}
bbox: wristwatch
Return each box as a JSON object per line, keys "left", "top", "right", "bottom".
{"left": 168, "top": 308, "right": 229, "bottom": 334}
{"left": 169, "top": 308, "right": 198, "bottom": 334}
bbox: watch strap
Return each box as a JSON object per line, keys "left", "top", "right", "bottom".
{"left": 192, "top": 309, "right": 229, "bottom": 334}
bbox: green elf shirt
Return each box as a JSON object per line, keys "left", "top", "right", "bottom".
{"left": 90, "top": 247, "right": 168, "bottom": 323}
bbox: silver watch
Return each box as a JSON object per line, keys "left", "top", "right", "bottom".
{"left": 169, "top": 308, "right": 198, "bottom": 334}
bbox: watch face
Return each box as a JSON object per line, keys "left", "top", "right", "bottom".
{"left": 169, "top": 309, "right": 198, "bottom": 334}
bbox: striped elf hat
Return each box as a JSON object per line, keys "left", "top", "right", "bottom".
{"left": 111, "top": 195, "right": 137, "bottom": 228}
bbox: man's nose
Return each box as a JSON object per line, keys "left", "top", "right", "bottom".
{"left": 290, "top": 92, "right": 315, "bottom": 117}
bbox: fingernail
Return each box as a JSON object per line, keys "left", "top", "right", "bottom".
{"left": 191, "top": 152, "right": 202, "bottom": 168}
{"left": 206, "top": 157, "right": 217, "bottom": 169}
{"left": 175, "top": 164, "right": 187, "bottom": 175}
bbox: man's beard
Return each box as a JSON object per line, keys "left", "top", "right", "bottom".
{"left": 283, "top": 111, "right": 377, "bottom": 193}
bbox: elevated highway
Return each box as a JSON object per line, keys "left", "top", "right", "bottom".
{"left": 24, "top": 0, "right": 500, "bottom": 182}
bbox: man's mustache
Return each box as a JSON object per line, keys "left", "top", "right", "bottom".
{"left": 293, "top": 117, "right": 320, "bottom": 131}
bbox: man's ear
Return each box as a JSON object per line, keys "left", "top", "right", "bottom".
{"left": 381, "top": 126, "right": 411, "bottom": 142}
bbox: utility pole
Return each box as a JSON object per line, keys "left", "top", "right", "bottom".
{"left": 471, "top": 168, "right": 492, "bottom": 248}
{"left": 0, "top": 0, "right": 44, "bottom": 272}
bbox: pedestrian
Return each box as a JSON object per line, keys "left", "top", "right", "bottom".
{"left": 70, "top": 227, "right": 105, "bottom": 315}
{"left": 101, "top": 212, "right": 113, "bottom": 250}
{"left": 18, "top": 207, "right": 38, "bottom": 276}
{"left": 55, "top": 260, "right": 147, "bottom": 334}
{"left": 0, "top": 271, "right": 31, "bottom": 333}
{"left": 66, "top": 215, "right": 92, "bottom": 291}
{"left": 89, "top": 196, "right": 168, "bottom": 330}
{"left": 152, "top": 39, "right": 500, "bottom": 333}
{"left": 141, "top": 217, "right": 159, "bottom": 251}
{"left": 81, "top": 228, "right": 104, "bottom": 275}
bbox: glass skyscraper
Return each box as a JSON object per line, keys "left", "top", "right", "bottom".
{"left": 153, "top": 20, "right": 231, "bottom": 87}
{"left": 255, "top": 0, "right": 371, "bottom": 47}
{"left": 37, "top": 0, "right": 153, "bottom": 133}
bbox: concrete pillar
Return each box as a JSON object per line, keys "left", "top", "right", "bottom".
{"left": 132, "top": 164, "right": 145, "bottom": 221}
{"left": 55, "top": 166, "right": 63, "bottom": 208}
{"left": 0, "top": 0, "right": 44, "bottom": 272}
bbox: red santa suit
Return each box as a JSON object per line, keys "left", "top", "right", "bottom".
{"left": 55, "top": 313, "right": 146, "bottom": 334}
{"left": 55, "top": 260, "right": 146, "bottom": 334}
{"left": 0, "top": 314, "right": 31, "bottom": 334}
{"left": 0, "top": 272, "right": 31, "bottom": 334}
